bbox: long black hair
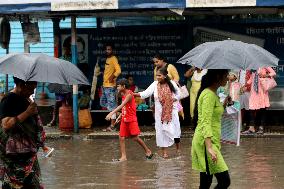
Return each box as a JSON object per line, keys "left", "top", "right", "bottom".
{"left": 157, "top": 67, "right": 176, "bottom": 93}
{"left": 192, "top": 69, "right": 229, "bottom": 128}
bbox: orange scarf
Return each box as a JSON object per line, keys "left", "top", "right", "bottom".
{"left": 157, "top": 83, "right": 173, "bottom": 123}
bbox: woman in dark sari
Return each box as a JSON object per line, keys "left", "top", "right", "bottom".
{"left": 0, "top": 77, "right": 44, "bottom": 189}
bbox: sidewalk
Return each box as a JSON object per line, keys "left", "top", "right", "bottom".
{"left": 44, "top": 126, "right": 284, "bottom": 140}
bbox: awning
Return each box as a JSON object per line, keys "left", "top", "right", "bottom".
{"left": 257, "top": 0, "right": 284, "bottom": 6}
{"left": 0, "top": 0, "right": 284, "bottom": 15}
{"left": 0, "top": 1, "right": 51, "bottom": 13}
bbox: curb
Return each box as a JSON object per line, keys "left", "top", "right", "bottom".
{"left": 45, "top": 132, "right": 284, "bottom": 140}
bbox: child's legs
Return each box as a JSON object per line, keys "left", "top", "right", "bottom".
{"left": 174, "top": 138, "right": 181, "bottom": 151}
{"left": 161, "top": 147, "right": 168, "bottom": 158}
{"left": 119, "top": 136, "right": 127, "bottom": 160}
{"left": 131, "top": 136, "right": 151, "bottom": 154}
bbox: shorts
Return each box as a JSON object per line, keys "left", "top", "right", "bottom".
{"left": 120, "top": 121, "right": 141, "bottom": 137}
{"left": 100, "top": 87, "right": 117, "bottom": 111}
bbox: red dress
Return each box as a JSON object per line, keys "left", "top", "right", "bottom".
{"left": 120, "top": 90, "right": 140, "bottom": 137}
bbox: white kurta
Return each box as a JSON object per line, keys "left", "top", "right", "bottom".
{"left": 140, "top": 81, "right": 181, "bottom": 147}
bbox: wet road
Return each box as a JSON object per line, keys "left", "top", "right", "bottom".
{"left": 40, "top": 138, "right": 284, "bottom": 189}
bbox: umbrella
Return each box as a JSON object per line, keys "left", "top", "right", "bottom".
{"left": 177, "top": 40, "right": 279, "bottom": 70}
{"left": 0, "top": 53, "right": 89, "bottom": 85}
{"left": 47, "top": 83, "right": 72, "bottom": 94}
{"left": 90, "top": 58, "right": 101, "bottom": 100}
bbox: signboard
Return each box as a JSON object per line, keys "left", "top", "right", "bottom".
{"left": 88, "top": 25, "right": 187, "bottom": 89}
{"left": 119, "top": 0, "right": 185, "bottom": 9}
{"left": 257, "top": 0, "right": 284, "bottom": 6}
{"left": 187, "top": 0, "right": 256, "bottom": 7}
{"left": 60, "top": 25, "right": 188, "bottom": 89}
{"left": 221, "top": 112, "right": 241, "bottom": 146}
{"left": 0, "top": 0, "right": 51, "bottom": 4}
{"left": 51, "top": 0, "right": 118, "bottom": 11}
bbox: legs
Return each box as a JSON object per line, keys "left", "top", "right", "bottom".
{"left": 119, "top": 136, "right": 127, "bottom": 161}
{"left": 174, "top": 138, "right": 181, "bottom": 154}
{"left": 100, "top": 87, "right": 117, "bottom": 131}
{"left": 131, "top": 136, "right": 152, "bottom": 157}
{"left": 255, "top": 108, "right": 266, "bottom": 134}
{"left": 161, "top": 147, "right": 169, "bottom": 158}
{"left": 243, "top": 108, "right": 266, "bottom": 134}
{"left": 199, "top": 171, "right": 230, "bottom": 189}
{"left": 199, "top": 172, "right": 213, "bottom": 189}
{"left": 242, "top": 110, "right": 256, "bottom": 133}
{"left": 199, "top": 149, "right": 230, "bottom": 189}
{"left": 118, "top": 136, "right": 152, "bottom": 161}
{"left": 214, "top": 171, "right": 231, "bottom": 189}
{"left": 49, "top": 100, "right": 62, "bottom": 126}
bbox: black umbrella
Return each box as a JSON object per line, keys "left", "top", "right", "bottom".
{"left": 0, "top": 53, "right": 89, "bottom": 85}
{"left": 177, "top": 40, "right": 279, "bottom": 70}
{"left": 47, "top": 83, "right": 72, "bottom": 94}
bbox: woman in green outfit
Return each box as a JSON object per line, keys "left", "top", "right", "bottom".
{"left": 192, "top": 69, "right": 231, "bottom": 189}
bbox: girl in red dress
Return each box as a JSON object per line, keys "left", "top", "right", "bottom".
{"left": 106, "top": 79, "right": 153, "bottom": 161}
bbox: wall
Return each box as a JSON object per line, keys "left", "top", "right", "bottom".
{"left": 0, "top": 20, "right": 54, "bottom": 94}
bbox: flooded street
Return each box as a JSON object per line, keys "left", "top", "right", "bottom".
{"left": 40, "top": 138, "right": 284, "bottom": 189}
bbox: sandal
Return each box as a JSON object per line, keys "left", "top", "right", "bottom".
{"left": 146, "top": 153, "right": 154, "bottom": 160}
{"left": 242, "top": 130, "right": 256, "bottom": 135}
{"left": 256, "top": 129, "right": 264, "bottom": 135}
{"left": 162, "top": 154, "right": 169, "bottom": 159}
{"left": 112, "top": 158, "right": 127, "bottom": 162}
{"left": 43, "top": 147, "right": 54, "bottom": 158}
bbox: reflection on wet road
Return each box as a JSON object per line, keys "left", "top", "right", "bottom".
{"left": 40, "top": 138, "right": 284, "bottom": 189}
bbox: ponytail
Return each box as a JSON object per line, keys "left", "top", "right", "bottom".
{"left": 165, "top": 75, "right": 176, "bottom": 93}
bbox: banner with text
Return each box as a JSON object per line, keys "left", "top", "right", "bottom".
{"left": 51, "top": 0, "right": 118, "bottom": 11}
{"left": 187, "top": 0, "right": 256, "bottom": 7}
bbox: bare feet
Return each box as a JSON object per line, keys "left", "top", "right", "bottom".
{"left": 163, "top": 153, "right": 169, "bottom": 159}
{"left": 176, "top": 150, "right": 181, "bottom": 156}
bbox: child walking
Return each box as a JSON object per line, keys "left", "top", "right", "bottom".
{"left": 105, "top": 79, "right": 153, "bottom": 161}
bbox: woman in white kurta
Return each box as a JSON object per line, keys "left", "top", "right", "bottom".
{"left": 136, "top": 67, "right": 181, "bottom": 158}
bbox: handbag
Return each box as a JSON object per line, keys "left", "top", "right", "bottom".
{"left": 179, "top": 85, "right": 189, "bottom": 99}
{"left": 260, "top": 77, "right": 277, "bottom": 92}
{"left": 6, "top": 134, "right": 37, "bottom": 155}
{"left": 79, "top": 109, "right": 93, "bottom": 129}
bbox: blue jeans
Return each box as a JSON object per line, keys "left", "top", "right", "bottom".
{"left": 100, "top": 87, "right": 117, "bottom": 111}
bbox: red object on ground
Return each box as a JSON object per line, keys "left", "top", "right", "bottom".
{"left": 59, "top": 103, "right": 74, "bottom": 131}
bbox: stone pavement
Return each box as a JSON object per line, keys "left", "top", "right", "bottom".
{"left": 44, "top": 125, "right": 284, "bottom": 140}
